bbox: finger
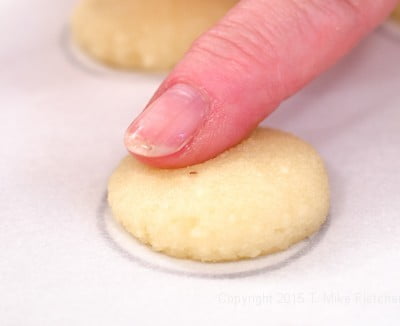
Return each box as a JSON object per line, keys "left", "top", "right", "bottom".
{"left": 125, "top": 0, "right": 398, "bottom": 168}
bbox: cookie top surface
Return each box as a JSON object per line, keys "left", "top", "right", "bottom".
{"left": 108, "top": 128, "right": 330, "bottom": 262}
{"left": 71, "top": 0, "right": 238, "bottom": 70}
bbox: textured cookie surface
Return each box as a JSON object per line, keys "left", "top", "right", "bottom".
{"left": 108, "top": 128, "right": 330, "bottom": 262}
{"left": 71, "top": 0, "right": 237, "bottom": 71}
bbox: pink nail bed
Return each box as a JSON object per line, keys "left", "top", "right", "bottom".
{"left": 125, "top": 83, "right": 208, "bottom": 157}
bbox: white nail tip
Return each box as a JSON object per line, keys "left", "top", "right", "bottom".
{"left": 125, "top": 133, "right": 182, "bottom": 158}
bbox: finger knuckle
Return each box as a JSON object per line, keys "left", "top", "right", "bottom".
{"left": 191, "top": 17, "right": 279, "bottom": 74}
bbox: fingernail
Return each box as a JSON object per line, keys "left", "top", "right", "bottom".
{"left": 125, "top": 83, "right": 208, "bottom": 157}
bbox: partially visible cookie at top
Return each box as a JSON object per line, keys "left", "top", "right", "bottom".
{"left": 71, "top": 0, "right": 238, "bottom": 71}
{"left": 108, "top": 128, "right": 330, "bottom": 262}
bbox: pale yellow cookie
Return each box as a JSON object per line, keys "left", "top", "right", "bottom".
{"left": 108, "top": 128, "right": 330, "bottom": 262}
{"left": 71, "top": 0, "right": 237, "bottom": 71}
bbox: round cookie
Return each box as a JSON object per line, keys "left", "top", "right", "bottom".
{"left": 71, "top": 0, "right": 238, "bottom": 71}
{"left": 108, "top": 128, "right": 330, "bottom": 262}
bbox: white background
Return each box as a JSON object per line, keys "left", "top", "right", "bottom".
{"left": 1, "top": 1, "right": 400, "bottom": 325}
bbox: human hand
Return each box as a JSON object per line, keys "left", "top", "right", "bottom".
{"left": 125, "top": 0, "right": 398, "bottom": 168}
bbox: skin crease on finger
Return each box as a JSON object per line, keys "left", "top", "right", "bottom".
{"left": 128, "top": 0, "right": 399, "bottom": 168}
